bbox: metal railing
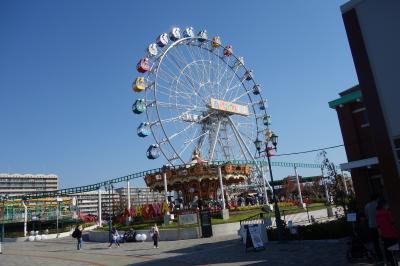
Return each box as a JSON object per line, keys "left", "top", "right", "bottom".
{"left": 7, "top": 160, "right": 339, "bottom": 200}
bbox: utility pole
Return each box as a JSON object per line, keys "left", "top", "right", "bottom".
{"left": 127, "top": 181, "right": 131, "bottom": 222}
{"left": 340, "top": 169, "right": 349, "bottom": 195}
{"left": 294, "top": 166, "right": 304, "bottom": 207}
{"left": 98, "top": 189, "right": 102, "bottom": 226}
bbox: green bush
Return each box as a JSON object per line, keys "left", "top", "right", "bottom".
{"left": 267, "top": 218, "right": 351, "bottom": 241}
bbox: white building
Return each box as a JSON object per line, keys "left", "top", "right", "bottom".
{"left": 71, "top": 190, "right": 119, "bottom": 216}
{"left": 0, "top": 173, "right": 58, "bottom": 197}
{"left": 71, "top": 187, "right": 165, "bottom": 217}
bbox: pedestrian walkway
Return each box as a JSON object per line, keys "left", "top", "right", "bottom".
{"left": 264, "top": 206, "right": 343, "bottom": 227}
{"left": 0, "top": 234, "right": 348, "bottom": 266}
{"left": 281, "top": 206, "right": 342, "bottom": 225}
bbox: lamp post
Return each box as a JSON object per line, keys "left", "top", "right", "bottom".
{"left": 56, "top": 196, "right": 63, "bottom": 237}
{"left": 21, "top": 196, "right": 29, "bottom": 237}
{"left": 1, "top": 194, "right": 9, "bottom": 253}
{"left": 255, "top": 133, "right": 284, "bottom": 239}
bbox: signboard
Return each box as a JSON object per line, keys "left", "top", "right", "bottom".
{"left": 200, "top": 210, "right": 213, "bottom": 238}
{"left": 248, "top": 224, "right": 264, "bottom": 250}
{"left": 210, "top": 98, "right": 249, "bottom": 116}
{"left": 347, "top": 212, "right": 357, "bottom": 222}
{"left": 178, "top": 213, "right": 198, "bottom": 225}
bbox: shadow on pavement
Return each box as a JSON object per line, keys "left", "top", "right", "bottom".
{"left": 127, "top": 238, "right": 348, "bottom": 266}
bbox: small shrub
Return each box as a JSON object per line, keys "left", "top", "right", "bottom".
{"left": 267, "top": 218, "right": 351, "bottom": 241}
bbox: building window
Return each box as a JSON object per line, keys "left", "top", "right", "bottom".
{"left": 368, "top": 174, "right": 384, "bottom": 196}
{"left": 352, "top": 107, "right": 370, "bottom": 128}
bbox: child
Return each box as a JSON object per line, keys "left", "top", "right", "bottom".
{"left": 108, "top": 227, "right": 120, "bottom": 248}
{"left": 151, "top": 224, "right": 160, "bottom": 248}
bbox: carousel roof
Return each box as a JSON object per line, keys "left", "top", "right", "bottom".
{"left": 144, "top": 162, "right": 252, "bottom": 191}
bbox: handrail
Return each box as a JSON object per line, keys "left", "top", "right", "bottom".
{"left": 239, "top": 212, "right": 267, "bottom": 225}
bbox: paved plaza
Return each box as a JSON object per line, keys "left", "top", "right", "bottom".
{"left": 0, "top": 234, "right": 353, "bottom": 266}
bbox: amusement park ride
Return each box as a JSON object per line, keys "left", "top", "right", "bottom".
{"left": 132, "top": 26, "right": 274, "bottom": 207}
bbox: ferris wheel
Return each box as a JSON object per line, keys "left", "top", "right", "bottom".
{"left": 132, "top": 27, "right": 272, "bottom": 166}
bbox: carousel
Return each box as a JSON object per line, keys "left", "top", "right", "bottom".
{"left": 144, "top": 151, "right": 252, "bottom": 204}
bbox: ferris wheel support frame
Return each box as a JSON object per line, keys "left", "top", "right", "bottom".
{"left": 208, "top": 120, "right": 222, "bottom": 162}
{"left": 228, "top": 116, "right": 272, "bottom": 204}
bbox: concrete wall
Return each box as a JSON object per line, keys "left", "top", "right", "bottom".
{"left": 355, "top": 0, "right": 400, "bottom": 139}
{"left": 89, "top": 222, "right": 243, "bottom": 243}
{"left": 4, "top": 224, "right": 99, "bottom": 243}
{"left": 212, "top": 222, "right": 240, "bottom": 237}
{"left": 89, "top": 227, "right": 200, "bottom": 242}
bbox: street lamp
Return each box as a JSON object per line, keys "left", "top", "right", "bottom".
{"left": 1, "top": 194, "right": 9, "bottom": 253}
{"left": 254, "top": 133, "right": 284, "bottom": 239}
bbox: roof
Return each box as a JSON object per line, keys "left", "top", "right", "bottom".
{"left": 0, "top": 173, "right": 58, "bottom": 178}
{"left": 328, "top": 87, "right": 362, "bottom": 109}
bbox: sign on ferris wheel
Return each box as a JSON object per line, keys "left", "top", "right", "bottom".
{"left": 210, "top": 98, "right": 249, "bottom": 116}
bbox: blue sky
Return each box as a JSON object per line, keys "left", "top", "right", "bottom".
{"left": 0, "top": 0, "right": 357, "bottom": 189}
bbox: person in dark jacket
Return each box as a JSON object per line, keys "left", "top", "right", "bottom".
{"left": 73, "top": 225, "right": 83, "bottom": 250}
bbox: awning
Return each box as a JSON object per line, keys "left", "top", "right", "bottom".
{"left": 340, "top": 157, "right": 379, "bottom": 170}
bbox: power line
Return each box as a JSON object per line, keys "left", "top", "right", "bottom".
{"left": 274, "top": 144, "right": 344, "bottom": 157}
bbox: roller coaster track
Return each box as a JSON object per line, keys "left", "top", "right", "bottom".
{"left": 12, "top": 160, "right": 338, "bottom": 200}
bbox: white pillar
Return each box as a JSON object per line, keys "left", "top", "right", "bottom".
{"left": 163, "top": 172, "right": 168, "bottom": 203}
{"left": 22, "top": 201, "right": 27, "bottom": 237}
{"left": 127, "top": 181, "right": 131, "bottom": 222}
{"left": 261, "top": 166, "right": 269, "bottom": 205}
{"left": 98, "top": 189, "right": 102, "bottom": 226}
{"left": 294, "top": 166, "right": 304, "bottom": 206}
{"left": 340, "top": 170, "right": 349, "bottom": 195}
{"left": 218, "top": 167, "right": 226, "bottom": 210}
{"left": 321, "top": 168, "right": 330, "bottom": 204}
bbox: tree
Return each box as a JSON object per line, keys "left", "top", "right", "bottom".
{"left": 318, "top": 150, "right": 351, "bottom": 214}
{"left": 302, "top": 177, "right": 324, "bottom": 200}
{"left": 281, "top": 176, "right": 296, "bottom": 199}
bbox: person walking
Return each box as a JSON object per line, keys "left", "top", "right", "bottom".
{"left": 151, "top": 224, "right": 160, "bottom": 248}
{"left": 376, "top": 199, "right": 399, "bottom": 266}
{"left": 108, "top": 227, "right": 120, "bottom": 248}
{"left": 364, "top": 194, "right": 382, "bottom": 260}
{"left": 72, "top": 225, "right": 83, "bottom": 250}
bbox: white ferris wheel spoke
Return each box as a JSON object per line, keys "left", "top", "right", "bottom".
{"left": 163, "top": 54, "right": 209, "bottom": 106}
{"left": 156, "top": 101, "right": 207, "bottom": 112}
{"left": 178, "top": 129, "right": 209, "bottom": 158}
